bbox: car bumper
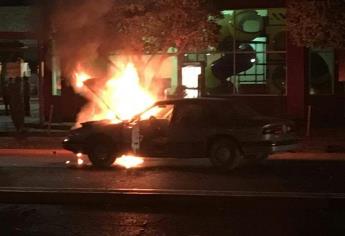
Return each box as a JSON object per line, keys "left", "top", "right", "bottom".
{"left": 271, "top": 143, "right": 299, "bottom": 152}
{"left": 62, "top": 138, "right": 85, "bottom": 154}
{"left": 241, "top": 140, "right": 300, "bottom": 156}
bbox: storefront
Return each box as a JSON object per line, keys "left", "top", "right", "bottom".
{"left": 182, "top": 7, "right": 288, "bottom": 117}
{"left": 41, "top": 1, "right": 345, "bottom": 124}
{"left": 0, "top": 4, "right": 44, "bottom": 123}
{"left": 1, "top": 1, "right": 343, "bottom": 125}
{"left": 179, "top": 0, "right": 345, "bottom": 125}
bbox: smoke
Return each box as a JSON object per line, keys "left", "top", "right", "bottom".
{"left": 49, "top": 0, "right": 115, "bottom": 78}
{"left": 44, "top": 0, "right": 180, "bottom": 125}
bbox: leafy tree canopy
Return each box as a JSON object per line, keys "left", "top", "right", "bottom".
{"left": 51, "top": 0, "right": 220, "bottom": 58}
{"left": 287, "top": 0, "right": 345, "bottom": 49}
{"left": 106, "top": 0, "right": 221, "bottom": 54}
{"left": 49, "top": 0, "right": 221, "bottom": 75}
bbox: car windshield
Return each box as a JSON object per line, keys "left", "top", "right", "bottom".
{"left": 134, "top": 104, "right": 174, "bottom": 121}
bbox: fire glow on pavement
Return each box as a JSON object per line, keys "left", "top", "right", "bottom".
{"left": 115, "top": 155, "right": 144, "bottom": 169}
{"left": 65, "top": 155, "right": 144, "bottom": 169}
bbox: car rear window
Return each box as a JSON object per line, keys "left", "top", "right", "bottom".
{"left": 172, "top": 103, "right": 212, "bottom": 127}
{"left": 211, "top": 100, "right": 260, "bottom": 124}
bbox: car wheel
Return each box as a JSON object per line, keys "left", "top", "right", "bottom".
{"left": 88, "top": 142, "right": 116, "bottom": 168}
{"left": 209, "top": 138, "right": 243, "bottom": 171}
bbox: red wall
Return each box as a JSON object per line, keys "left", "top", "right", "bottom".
{"left": 286, "top": 34, "right": 306, "bottom": 119}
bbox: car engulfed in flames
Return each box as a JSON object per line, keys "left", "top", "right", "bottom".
{"left": 63, "top": 97, "right": 300, "bottom": 171}
{"left": 63, "top": 100, "right": 173, "bottom": 168}
{"left": 63, "top": 61, "right": 299, "bottom": 170}
{"left": 67, "top": 61, "right": 158, "bottom": 168}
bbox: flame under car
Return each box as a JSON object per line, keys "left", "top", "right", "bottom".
{"left": 63, "top": 98, "right": 299, "bottom": 170}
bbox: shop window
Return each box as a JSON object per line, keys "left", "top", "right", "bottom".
{"left": 181, "top": 64, "right": 202, "bottom": 98}
{"left": 51, "top": 55, "right": 61, "bottom": 96}
{"left": 308, "top": 48, "right": 334, "bottom": 95}
{"left": 184, "top": 8, "right": 287, "bottom": 96}
{"left": 50, "top": 40, "right": 61, "bottom": 96}
{"left": 0, "top": 39, "right": 39, "bottom": 98}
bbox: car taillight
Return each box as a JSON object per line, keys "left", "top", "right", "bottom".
{"left": 263, "top": 124, "right": 293, "bottom": 135}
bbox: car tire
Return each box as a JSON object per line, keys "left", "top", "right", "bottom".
{"left": 209, "top": 138, "right": 243, "bottom": 171}
{"left": 88, "top": 142, "right": 116, "bottom": 168}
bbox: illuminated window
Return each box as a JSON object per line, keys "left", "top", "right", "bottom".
{"left": 51, "top": 42, "right": 61, "bottom": 96}
{"left": 181, "top": 65, "right": 201, "bottom": 98}
{"left": 200, "top": 8, "right": 287, "bottom": 95}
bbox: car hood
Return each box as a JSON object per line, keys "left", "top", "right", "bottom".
{"left": 81, "top": 120, "right": 119, "bottom": 128}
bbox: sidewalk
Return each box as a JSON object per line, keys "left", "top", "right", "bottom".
{"left": 0, "top": 137, "right": 65, "bottom": 149}
{"left": 0, "top": 101, "right": 73, "bottom": 136}
{"left": 299, "top": 127, "right": 345, "bottom": 153}
{"left": 0, "top": 107, "right": 344, "bottom": 153}
{"left": 0, "top": 128, "right": 344, "bottom": 154}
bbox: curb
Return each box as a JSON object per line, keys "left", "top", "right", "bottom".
{"left": 268, "top": 152, "right": 345, "bottom": 161}
{"left": 0, "top": 187, "right": 344, "bottom": 207}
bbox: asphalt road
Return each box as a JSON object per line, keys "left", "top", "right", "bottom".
{"left": 0, "top": 149, "right": 345, "bottom": 197}
{"left": 1, "top": 202, "right": 344, "bottom": 236}
{"left": 1, "top": 150, "right": 345, "bottom": 235}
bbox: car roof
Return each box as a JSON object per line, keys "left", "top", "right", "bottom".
{"left": 153, "top": 97, "right": 261, "bottom": 118}
{"left": 155, "top": 97, "right": 238, "bottom": 106}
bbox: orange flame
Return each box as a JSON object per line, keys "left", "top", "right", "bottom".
{"left": 75, "top": 71, "right": 91, "bottom": 89}
{"left": 104, "top": 63, "right": 155, "bottom": 121}
{"left": 72, "top": 60, "right": 154, "bottom": 168}
{"left": 74, "top": 62, "right": 155, "bottom": 124}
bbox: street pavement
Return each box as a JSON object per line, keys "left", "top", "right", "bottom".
{"left": 0, "top": 118, "right": 344, "bottom": 236}
{"left": 0, "top": 150, "right": 345, "bottom": 198}
{"left": 1, "top": 201, "right": 344, "bottom": 236}
{"left": 0, "top": 149, "right": 345, "bottom": 235}
{"left": 0, "top": 151, "right": 345, "bottom": 235}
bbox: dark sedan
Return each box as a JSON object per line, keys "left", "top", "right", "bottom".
{"left": 63, "top": 98, "right": 299, "bottom": 170}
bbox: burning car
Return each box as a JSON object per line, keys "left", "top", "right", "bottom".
{"left": 63, "top": 97, "right": 299, "bottom": 170}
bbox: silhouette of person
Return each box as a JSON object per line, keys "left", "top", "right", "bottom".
{"left": 23, "top": 76, "right": 31, "bottom": 116}
{"left": 2, "top": 78, "right": 10, "bottom": 115}
{"left": 9, "top": 77, "right": 25, "bottom": 133}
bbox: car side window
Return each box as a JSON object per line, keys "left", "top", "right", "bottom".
{"left": 210, "top": 102, "right": 240, "bottom": 126}
{"left": 212, "top": 101, "right": 260, "bottom": 126}
{"left": 172, "top": 104, "right": 208, "bottom": 128}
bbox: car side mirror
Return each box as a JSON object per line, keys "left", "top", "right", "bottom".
{"left": 149, "top": 116, "right": 159, "bottom": 126}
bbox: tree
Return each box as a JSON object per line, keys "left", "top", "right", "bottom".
{"left": 108, "top": 0, "right": 220, "bottom": 54}
{"left": 287, "top": 0, "right": 345, "bottom": 49}
{"left": 49, "top": 0, "right": 222, "bottom": 123}
{"left": 50, "top": 0, "right": 221, "bottom": 76}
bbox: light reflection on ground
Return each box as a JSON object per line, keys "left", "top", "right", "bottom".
{"left": 115, "top": 155, "right": 144, "bottom": 169}
{"left": 65, "top": 154, "right": 145, "bottom": 169}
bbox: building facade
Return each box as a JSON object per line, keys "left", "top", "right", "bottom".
{"left": 0, "top": 0, "right": 344, "bottom": 125}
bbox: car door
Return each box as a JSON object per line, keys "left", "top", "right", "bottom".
{"left": 136, "top": 104, "right": 174, "bottom": 157}
{"left": 168, "top": 103, "right": 210, "bottom": 158}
